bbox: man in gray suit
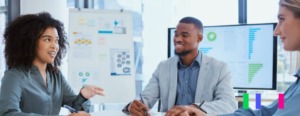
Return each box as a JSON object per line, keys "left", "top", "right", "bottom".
{"left": 123, "top": 17, "right": 237, "bottom": 116}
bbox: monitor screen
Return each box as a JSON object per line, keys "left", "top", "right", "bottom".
{"left": 168, "top": 23, "right": 277, "bottom": 90}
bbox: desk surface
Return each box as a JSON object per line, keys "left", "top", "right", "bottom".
{"left": 90, "top": 111, "right": 165, "bottom": 116}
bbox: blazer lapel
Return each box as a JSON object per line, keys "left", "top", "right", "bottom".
{"left": 194, "top": 55, "right": 210, "bottom": 103}
{"left": 168, "top": 57, "right": 178, "bottom": 109}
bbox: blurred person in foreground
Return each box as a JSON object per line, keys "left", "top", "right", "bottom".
{"left": 165, "top": 0, "right": 300, "bottom": 115}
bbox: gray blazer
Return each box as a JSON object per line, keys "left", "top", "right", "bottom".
{"left": 141, "top": 55, "right": 237, "bottom": 114}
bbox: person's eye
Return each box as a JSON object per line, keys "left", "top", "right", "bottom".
{"left": 182, "top": 33, "right": 189, "bottom": 38}
{"left": 44, "top": 38, "right": 50, "bottom": 42}
{"left": 278, "top": 17, "right": 284, "bottom": 22}
{"left": 55, "top": 39, "right": 59, "bottom": 44}
{"left": 175, "top": 33, "right": 179, "bottom": 37}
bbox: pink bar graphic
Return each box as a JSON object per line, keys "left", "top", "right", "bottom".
{"left": 278, "top": 93, "right": 284, "bottom": 109}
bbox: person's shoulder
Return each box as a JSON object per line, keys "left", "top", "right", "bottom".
{"left": 160, "top": 56, "right": 178, "bottom": 64}
{"left": 154, "top": 56, "right": 178, "bottom": 70}
{"left": 202, "top": 55, "right": 227, "bottom": 67}
{"left": 2, "top": 67, "right": 28, "bottom": 82}
{"left": 5, "top": 67, "right": 27, "bottom": 76}
{"left": 203, "top": 55, "right": 225, "bottom": 64}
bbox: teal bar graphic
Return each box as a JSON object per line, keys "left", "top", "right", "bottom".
{"left": 98, "top": 30, "right": 113, "bottom": 34}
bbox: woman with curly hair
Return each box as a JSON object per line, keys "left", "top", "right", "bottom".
{"left": 0, "top": 12, "right": 104, "bottom": 116}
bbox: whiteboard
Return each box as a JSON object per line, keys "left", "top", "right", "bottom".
{"left": 68, "top": 9, "right": 135, "bottom": 103}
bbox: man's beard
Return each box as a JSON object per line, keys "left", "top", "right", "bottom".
{"left": 174, "top": 49, "right": 192, "bottom": 56}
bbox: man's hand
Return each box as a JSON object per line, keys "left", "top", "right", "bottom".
{"left": 129, "top": 100, "right": 150, "bottom": 116}
{"left": 68, "top": 111, "right": 90, "bottom": 116}
{"left": 80, "top": 85, "right": 105, "bottom": 99}
{"left": 165, "top": 105, "right": 206, "bottom": 116}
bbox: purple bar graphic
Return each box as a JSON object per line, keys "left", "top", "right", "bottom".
{"left": 256, "top": 93, "right": 261, "bottom": 109}
{"left": 278, "top": 93, "right": 284, "bottom": 109}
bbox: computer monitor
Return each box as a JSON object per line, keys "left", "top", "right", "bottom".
{"left": 168, "top": 23, "right": 277, "bottom": 90}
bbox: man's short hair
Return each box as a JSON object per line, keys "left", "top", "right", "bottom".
{"left": 179, "top": 16, "right": 203, "bottom": 33}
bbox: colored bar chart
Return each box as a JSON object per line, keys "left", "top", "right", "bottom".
{"left": 248, "top": 63, "right": 263, "bottom": 83}
{"left": 248, "top": 28, "right": 261, "bottom": 59}
{"left": 243, "top": 93, "right": 249, "bottom": 110}
{"left": 242, "top": 93, "right": 285, "bottom": 110}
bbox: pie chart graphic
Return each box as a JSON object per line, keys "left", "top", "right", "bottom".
{"left": 207, "top": 32, "right": 217, "bottom": 42}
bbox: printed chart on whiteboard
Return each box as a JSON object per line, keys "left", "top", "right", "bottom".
{"left": 110, "top": 48, "right": 132, "bottom": 76}
{"left": 68, "top": 9, "right": 135, "bottom": 103}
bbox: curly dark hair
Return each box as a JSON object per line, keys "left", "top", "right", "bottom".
{"left": 3, "top": 12, "right": 67, "bottom": 71}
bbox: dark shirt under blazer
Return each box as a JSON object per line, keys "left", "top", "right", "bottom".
{"left": 176, "top": 53, "right": 201, "bottom": 105}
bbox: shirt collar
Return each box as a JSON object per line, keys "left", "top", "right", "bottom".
{"left": 177, "top": 51, "right": 202, "bottom": 68}
{"left": 31, "top": 65, "right": 39, "bottom": 69}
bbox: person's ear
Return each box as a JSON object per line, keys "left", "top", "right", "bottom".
{"left": 197, "top": 33, "right": 203, "bottom": 43}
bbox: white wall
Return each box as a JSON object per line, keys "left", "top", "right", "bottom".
{"left": 142, "top": 0, "right": 173, "bottom": 84}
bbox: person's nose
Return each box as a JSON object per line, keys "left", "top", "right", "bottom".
{"left": 273, "top": 24, "right": 280, "bottom": 36}
{"left": 174, "top": 36, "right": 182, "bottom": 43}
{"left": 51, "top": 41, "right": 59, "bottom": 49}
